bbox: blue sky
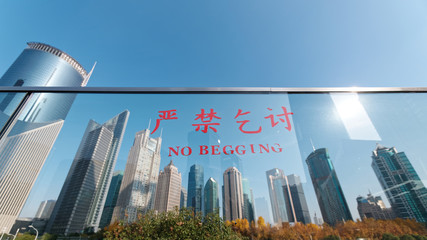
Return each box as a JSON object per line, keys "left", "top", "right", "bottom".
{"left": 1, "top": 1, "right": 427, "bottom": 88}
{"left": 1, "top": 0, "right": 427, "bottom": 224}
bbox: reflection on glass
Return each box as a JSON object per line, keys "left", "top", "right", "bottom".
{"left": 0, "top": 92, "right": 425, "bottom": 238}
{"left": 0, "top": 42, "right": 92, "bottom": 234}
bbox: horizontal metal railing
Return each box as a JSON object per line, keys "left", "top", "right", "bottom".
{"left": 0, "top": 86, "right": 426, "bottom": 94}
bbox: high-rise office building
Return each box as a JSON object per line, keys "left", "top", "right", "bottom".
{"left": 306, "top": 148, "right": 353, "bottom": 226}
{"left": 356, "top": 192, "right": 394, "bottom": 220}
{"left": 35, "top": 200, "right": 56, "bottom": 220}
{"left": 112, "top": 129, "right": 162, "bottom": 223}
{"left": 99, "top": 171, "right": 123, "bottom": 228}
{"left": 285, "top": 174, "right": 311, "bottom": 224}
{"left": 154, "top": 160, "right": 182, "bottom": 213}
{"left": 0, "top": 42, "right": 93, "bottom": 233}
{"left": 180, "top": 187, "right": 187, "bottom": 209}
{"left": 204, "top": 178, "right": 219, "bottom": 216}
{"left": 222, "top": 167, "right": 244, "bottom": 221}
{"left": 47, "top": 111, "right": 129, "bottom": 235}
{"left": 242, "top": 178, "right": 255, "bottom": 223}
{"left": 187, "top": 164, "right": 204, "bottom": 213}
{"left": 371, "top": 144, "right": 427, "bottom": 222}
{"left": 266, "top": 168, "right": 295, "bottom": 225}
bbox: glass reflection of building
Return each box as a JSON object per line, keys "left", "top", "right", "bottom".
{"left": 356, "top": 192, "right": 394, "bottom": 220}
{"left": 242, "top": 178, "right": 255, "bottom": 223}
{"left": 187, "top": 164, "right": 204, "bottom": 213}
{"left": 47, "top": 111, "right": 129, "bottom": 235}
{"left": 112, "top": 129, "right": 162, "bottom": 223}
{"left": 0, "top": 42, "right": 93, "bottom": 233}
{"left": 154, "top": 160, "right": 182, "bottom": 213}
{"left": 99, "top": 171, "right": 123, "bottom": 229}
{"left": 371, "top": 144, "right": 427, "bottom": 222}
{"left": 223, "top": 167, "right": 244, "bottom": 221}
{"left": 305, "top": 148, "right": 353, "bottom": 226}
{"left": 285, "top": 174, "right": 311, "bottom": 224}
{"left": 204, "top": 177, "right": 219, "bottom": 216}
{"left": 266, "top": 168, "right": 295, "bottom": 225}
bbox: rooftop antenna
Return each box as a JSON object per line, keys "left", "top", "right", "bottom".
{"left": 160, "top": 128, "right": 163, "bottom": 138}
{"left": 310, "top": 138, "right": 316, "bottom": 151}
{"left": 147, "top": 118, "right": 151, "bottom": 130}
{"left": 81, "top": 61, "right": 97, "bottom": 87}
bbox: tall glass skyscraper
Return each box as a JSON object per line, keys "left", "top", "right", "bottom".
{"left": 99, "top": 171, "right": 123, "bottom": 229}
{"left": 112, "top": 129, "right": 162, "bottom": 223}
{"left": 187, "top": 164, "right": 204, "bottom": 213}
{"left": 266, "top": 168, "right": 295, "bottom": 225}
{"left": 47, "top": 111, "right": 129, "bottom": 235}
{"left": 154, "top": 160, "right": 182, "bottom": 213}
{"left": 204, "top": 178, "right": 219, "bottom": 216}
{"left": 285, "top": 174, "right": 311, "bottom": 224}
{"left": 306, "top": 148, "right": 353, "bottom": 226}
{"left": 242, "top": 178, "right": 255, "bottom": 223}
{"left": 223, "top": 167, "right": 244, "bottom": 221}
{"left": 371, "top": 144, "right": 427, "bottom": 222}
{"left": 0, "top": 42, "right": 93, "bottom": 233}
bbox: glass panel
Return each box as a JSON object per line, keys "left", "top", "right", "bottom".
{"left": 1, "top": 92, "right": 426, "bottom": 238}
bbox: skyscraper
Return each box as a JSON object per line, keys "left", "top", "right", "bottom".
{"left": 266, "top": 168, "right": 295, "bottom": 225}
{"left": 112, "top": 129, "right": 162, "bottom": 223}
{"left": 285, "top": 174, "right": 311, "bottom": 224}
{"left": 35, "top": 200, "right": 56, "bottom": 220}
{"left": 242, "top": 178, "right": 255, "bottom": 223}
{"left": 356, "top": 192, "right": 394, "bottom": 220}
{"left": 180, "top": 187, "right": 187, "bottom": 209}
{"left": 306, "top": 148, "right": 353, "bottom": 226}
{"left": 99, "top": 171, "right": 123, "bottom": 229}
{"left": 222, "top": 167, "right": 244, "bottom": 221}
{"left": 47, "top": 111, "right": 129, "bottom": 235}
{"left": 154, "top": 160, "right": 182, "bottom": 213}
{"left": 0, "top": 42, "right": 93, "bottom": 233}
{"left": 204, "top": 178, "right": 219, "bottom": 216}
{"left": 187, "top": 164, "right": 204, "bottom": 213}
{"left": 371, "top": 144, "right": 427, "bottom": 222}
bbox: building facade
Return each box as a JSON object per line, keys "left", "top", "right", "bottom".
{"left": 204, "top": 178, "right": 219, "bottom": 216}
{"left": 356, "top": 192, "right": 395, "bottom": 220}
{"left": 154, "top": 160, "right": 182, "bottom": 213}
{"left": 285, "top": 174, "right": 311, "bottom": 224}
{"left": 242, "top": 178, "right": 255, "bottom": 223}
{"left": 187, "top": 164, "right": 204, "bottom": 213}
{"left": 0, "top": 42, "right": 93, "bottom": 233}
{"left": 266, "top": 168, "right": 295, "bottom": 225}
{"left": 371, "top": 144, "right": 427, "bottom": 222}
{"left": 47, "top": 111, "right": 129, "bottom": 235}
{"left": 99, "top": 171, "right": 123, "bottom": 228}
{"left": 223, "top": 167, "right": 244, "bottom": 221}
{"left": 306, "top": 148, "right": 353, "bottom": 226}
{"left": 35, "top": 200, "right": 56, "bottom": 220}
{"left": 112, "top": 129, "right": 162, "bottom": 223}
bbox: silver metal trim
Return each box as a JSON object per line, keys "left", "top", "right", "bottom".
{"left": 0, "top": 86, "right": 426, "bottom": 94}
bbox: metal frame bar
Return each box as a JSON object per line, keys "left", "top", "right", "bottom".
{"left": 0, "top": 86, "right": 426, "bottom": 94}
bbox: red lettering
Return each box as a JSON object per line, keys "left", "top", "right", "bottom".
{"left": 250, "top": 144, "right": 255, "bottom": 153}
{"left": 259, "top": 144, "right": 270, "bottom": 153}
{"left": 211, "top": 145, "right": 220, "bottom": 155}
{"left": 223, "top": 145, "right": 234, "bottom": 155}
{"left": 235, "top": 145, "right": 246, "bottom": 155}
{"left": 271, "top": 143, "right": 283, "bottom": 153}
{"left": 181, "top": 146, "right": 192, "bottom": 156}
{"left": 169, "top": 146, "right": 180, "bottom": 157}
{"left": 200, "top": 145, "right": 209, "bottom": 155}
